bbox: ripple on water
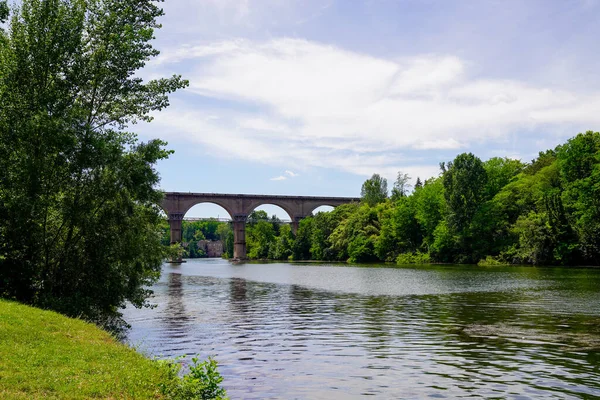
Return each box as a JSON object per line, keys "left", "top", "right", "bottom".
{"left": 123, "top": 260, "right": 600, "bottom": 399}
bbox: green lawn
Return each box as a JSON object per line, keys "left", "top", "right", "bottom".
{"left": 0, "top": 299, "right": 171, "bottom": 399}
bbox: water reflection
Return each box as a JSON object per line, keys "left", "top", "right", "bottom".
{"left": 159, "top": 272, "right": 191, "bottom": 344}
{"left": 123, "top": 260, "right": 600, "bottom": 399}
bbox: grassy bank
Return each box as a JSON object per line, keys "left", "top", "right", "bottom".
{"left": 0, "top": 299, "right": 172, "bottom": 399}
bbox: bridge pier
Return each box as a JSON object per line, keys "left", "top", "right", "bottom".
{"left": 291, "top": 216, "right": 305, "bottom": 235}
{"left": 168, "top": 212, "right": 184, "bottom": 244}
{"left": 233, "top": 214, "right": 248, "bottom": 260}
{"left": 167, "top": 212, "right": 185, "bottom": 262}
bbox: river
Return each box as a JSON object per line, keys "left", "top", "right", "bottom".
{"left": 123, "top": 259, "right": 600, "bottom": 399}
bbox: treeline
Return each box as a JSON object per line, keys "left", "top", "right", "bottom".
{"left": 293, "top": 131, "right": 600, "bottom": 265}
{"left": 172, "top": 132, "right": 600, "bottom": 266}
{"left": 232, "top": 131, "right": 600, "bottom": 266}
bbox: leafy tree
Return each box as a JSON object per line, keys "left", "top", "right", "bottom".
{"left": 292, "top": 218, "right": 314, "bottom": 260}
{"left": 483, "top": 157, "right": 524, "bottom": 199}
{"left": 524, "top": 149, "right": 556, "bottom": 175}
{"left": 269, "top": 224, "right": 294, "bottom": 260}
{"left": 0, "top": 0, "right": 8, "bottom": 24}
{"left": 217, "top": 223, "right": 234, "bottom": 258}
{"left": 557, "top": 131, "right": 600, "bottom": 182}
{"left": 331, "top": 204, "right": 380, "bottom": 262}
{"left": 413, "top": 177, "right": 445, "bottom": 251}
{"left": 361, "top": 173, "right": 388, "bottom": 206}
{"left": 376, "top": 197, "right": 421, "bottom": 261}
{"left": 443, "top": 153, "right": 488, "bottom": 233}
{"left": 246, "top": 221, "right": 275, "bottom": 259}
{"left": 0, "top": 0, "right": 187, "bottom": 330}
{"left": 391, "top": 171, "right": 411, "bottom": 200}
{"left": 247, "top": 210, "right": 269, "bottom": 225}
{"left": 557, "top": 131, "right": 600, "bottom": 263}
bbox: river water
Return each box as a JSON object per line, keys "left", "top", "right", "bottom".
{"left": 123, "top": 259, "right": 600, "bottom": 399}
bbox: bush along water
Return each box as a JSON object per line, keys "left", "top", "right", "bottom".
{"left": 161, "top": 356, "right": 228, "bottom": 400}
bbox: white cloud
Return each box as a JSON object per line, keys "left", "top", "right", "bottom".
{"left": 270, "top": 176, "right": 287, "bottom": 181}
{"left": 285, "top": 170, "right": 299, "bottom": 177}
{"left": 148, "top": 38, "right": 600, "bottom": 181}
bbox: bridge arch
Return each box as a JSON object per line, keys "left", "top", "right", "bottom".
{"left": 243, "top": 201, "right": 295, "bottom": 222}
{"left": 181, "top": 201, "right": 234, "bottom": 220}
{"left": 310, "top": 205, "right": 335, "bottom": 215}
{"left": 175, "top": 200, "right": 236, "bottom": 220}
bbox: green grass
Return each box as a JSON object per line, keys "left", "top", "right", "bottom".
{"left": 0, "top": 299, "right": 172, "bottom": 399}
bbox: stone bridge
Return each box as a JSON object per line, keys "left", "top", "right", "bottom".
{"left": 161, "top": 192, "right": 360, "bottom": 259}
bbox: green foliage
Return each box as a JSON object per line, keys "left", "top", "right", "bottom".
{"left": 0, "top": 0, "right": 8, "bottom": 24}
{"left": 376, "top": 197, "right": 421, "bottom": 261}
{"left": 391, "top": 171, "right": 411, "bottom": 200}
{"left": 162, "top": 356, "right": 228, "bottom": 400}
{"left": 483, "top": 157, "right": 524, "bottom": 199}
{"left": 396, "top": 251, "right": 431, "bottom": 264}
{"left": 443, "top": 153, "right": 488, "bottom": 233}
{"left": 0, "top": 0, "right": 187, "bottom": 330}
{"left": 269, "top": 224, "right": 294, "bottom": 260}
{"left": 247, "top": 221, "right": 275, "bottom": 259}
{"left": 413, "top": 178, "right": 445, "bottom": 250}
{"left": 242, "top": 132, "right": 600, "bottom": 266}
{"left": 217, "top": 224, "right": 234, "bottom": 259}
{"left": 361, "top": 173, "right": 388, "bottom": 206}
{"left": 477, "top": 256, "right": 509, "bottom": 267}
{"left": 524, "top": 149, "right": 556, "bottom": 175}
{"left": 557, "top": 131, "right": 600, "bottom": 264}
{"left": 331, "top": 203, "right": 380, "bottom": 262}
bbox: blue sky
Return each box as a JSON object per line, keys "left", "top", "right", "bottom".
{"left": 137, "top": 0, "right": 600, "bottom": 218}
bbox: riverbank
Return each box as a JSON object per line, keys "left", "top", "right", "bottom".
{"left": 0, "top": 299, "right": 173, "bottom": 399}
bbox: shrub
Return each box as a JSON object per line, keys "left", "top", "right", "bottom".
{"left": 396, "top": 252, "right": 431, "bottom": 264}
{"left": 477, "top": 256, "right": 509, "bottom": 267}
{"left": 161, "top": 356, "right": 228, "bottom": 400}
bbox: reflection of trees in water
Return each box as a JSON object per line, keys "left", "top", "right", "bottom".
{"left": 282, "top": 284, "right": 555, "bottom": 360}
{"left": 229, "top": 277, "right": 249, "bottom": 314}
{"left": 286, "top": 286, "right": 395, "bottom": 352}
{"left": 161, "top": 272, "right": 191, "bottom": 333}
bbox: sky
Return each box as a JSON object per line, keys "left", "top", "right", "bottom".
{"left": 137, "top": 0, "right": 600, "bottom": 218}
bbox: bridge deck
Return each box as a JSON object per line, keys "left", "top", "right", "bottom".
{"left": 166, "top": 192, "right": 361, "bottom": 202}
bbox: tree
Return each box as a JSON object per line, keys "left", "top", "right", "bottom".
{"left": 391, "top": 171, "right": 411, "bottom": 200}
{"left": 0, "top": 0, "right": 187, "bottom": 331}
{"left": 483, "top": 157, "right": 524, "bottom": 199}
{"left": 292, "top": 218, "right": 314, "bottom": 260}
{"left": 414, "top": 177, "right": 423, "bottom": 189}
{"left": 217, "top": 223, "right": 234, "bottom": 258}
{"left": 0, "top": 1, "right": 8, "bottom": 24}
{"left": 443, "top": 153, "right": 488, "bottom": 233}
{"left": 557, "top": 131, "right": 600, "bottom": 263}
{"left": 246, "top": 221, "right": 275, "bottom": 259}
{"left": 269, "top": 224, "right": 294, "bottom": 260}
{"left": 361, "top": 174, "right": 388, "bottom": 206}
{"left": 247, "top": 210, "right": 269, "bottom": 225}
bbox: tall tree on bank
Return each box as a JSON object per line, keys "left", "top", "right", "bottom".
{"left": 391, "top": 171, "right": 411, "bottom": 200}
{"left": 361, "top": 174, "right": 388, "bottom": 206}
{"left": 443, "top": 153, "right": 488, "bottom": 233}
{"left": 0, "top": 0, "right": 187, "bottom": 331}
